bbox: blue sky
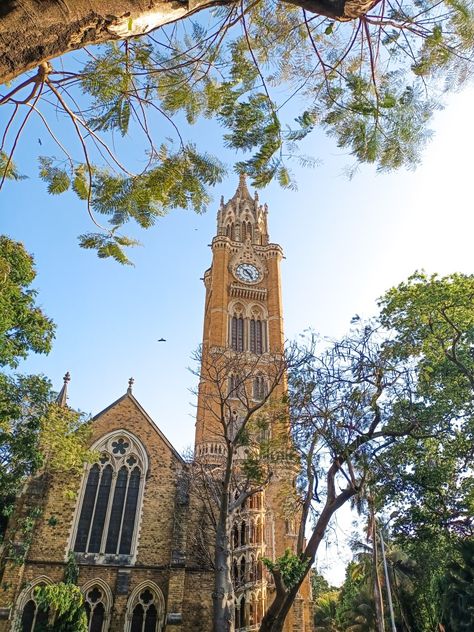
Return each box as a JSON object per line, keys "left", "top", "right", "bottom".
{"left": 2, "top": 63, "right": 474, "bottom": 582}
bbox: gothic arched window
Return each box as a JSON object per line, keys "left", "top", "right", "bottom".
{"left": 16, "top": 577, "right": 52, "bottom": 632}
{"left": 249, "top": 307, "right": 267, "bottom": 355}
{"left": 250, "top": 319, "right": 264, "bottom": 354}
{"left": 230, "top": 304, "right": 245, "bottom": 352}
{"left": 72, "top": 431, "right": 147, "bottom": 559}
{"left": 253, "top": 374, "right": 266, "bottom": 401}
{"left": 126, "top": 584, "right": 165, "bottom": 632}
{"left": 83, "top": 583, "right": 112, "bottom": 632}
{"left": 20, "top": 599, "right": 49, "bottom": 632}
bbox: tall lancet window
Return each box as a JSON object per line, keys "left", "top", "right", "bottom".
{"left": 249, "top": 307, "right": 266, "bottom": 354}
{"left": 241, "top": 221, "right": 252, "bottom": 243}
{"left": 230, "top": 304, "right": 245, "bottom": 352}
{"left": 72, "top": 431, "right": 147, "bottom": 560}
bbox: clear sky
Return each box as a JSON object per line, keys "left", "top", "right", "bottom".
{"left": 2, "top": 72, "right": 473, "bottom": 583}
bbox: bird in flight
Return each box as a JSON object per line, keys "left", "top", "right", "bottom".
{"left": 157, "top": 338, "right": 166, "bottom": 342}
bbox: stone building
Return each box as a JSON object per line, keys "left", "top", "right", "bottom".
{"left": 0, "top": 177, "right": 313, "bottom": 632}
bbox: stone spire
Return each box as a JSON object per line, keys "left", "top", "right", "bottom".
{"left": 56, "top": 371, "right": 70, "bottom": 407}
{"left": 127, "top": 377, "right": 135, "bottom": 394}
{"left": 216, "top": 175, "right": 269, "bottom": 245}
{"left": 232, "top": 172, "right": 253, "bottom": 201}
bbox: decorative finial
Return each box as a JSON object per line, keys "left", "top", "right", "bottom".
{"left": 127, "top": 377, "right": 134, "bottom": 394}
{"left": 56, "top": 371, "right": 70, "bottom": 407}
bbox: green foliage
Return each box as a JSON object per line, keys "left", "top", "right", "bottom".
{"left": 313, "top": 589, "right": 340, "bottom": 631}
{"left": 0, "top": 151, "right": 25, "bottom": 181}
{"left": 311, "top": 570, "right": 332, "bottom": 598}
{"left": 440, "top": 539, "right": 474, "bottom": 630}
{"left": 263, "top": 549, "right": 307, "bottom": 589}
{"left": 40, "top": 144, "right": 226, "bottom": 263}
{"left": 0, "top": 241, "right": 91, "bottom": 541}
{"left": 63, "top": 552, "right": 79, "bottom": 585}
{"left": 34, "top": 583, "right": 87, "bottom": 632}
{"left": 0, "top": 236, "right": 55, "bottom": 368}
{"left": 319, "top": 76, "right": 434, "bottom": 170}
{"left": 4, "top": 0, "right": 470, "bottom": 259}
{"left": 379, "top": 271, "right": 474, "bottom": 395}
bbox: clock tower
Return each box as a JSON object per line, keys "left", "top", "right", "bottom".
{"left": 194, "top": 175, "right": 313, "bottom": 631}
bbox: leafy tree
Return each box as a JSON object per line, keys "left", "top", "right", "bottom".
{"left": 258, "top": 272, "right": 474, "bottom": 632}
{"left": 1, "top": 2, "right": 473, "bottom": 261}
{"left": 0, "top": 236, "right": 55, "bottom": 367}
{"left": 0, "top": 238, "right": 91, "bottom": 556}
{"left": 313, "top": 589, "right": 341, "bottom": 631}
{"left": 312, "top": 570, "right": 333, "bottom": 598}
{"left": 439, "top": 539, "right": 474, "bottom": 631}
{"left": 0, "top": 236, "right": 55, "bottom": 522}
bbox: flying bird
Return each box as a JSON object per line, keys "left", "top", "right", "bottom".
{"left": 157, "top": 338, "right": 167, "bottom": 342}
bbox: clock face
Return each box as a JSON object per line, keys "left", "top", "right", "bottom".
{"left": 235, "top": 263, "right": 260, "bottom": 283}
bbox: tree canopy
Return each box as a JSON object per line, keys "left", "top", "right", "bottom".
{"left": 258, "top": 271, "right": 474, "bottom": 631}
{"left": 1, "top": 0, "right": 473, "bottom": 262}
{"left": 0, "top": 238, "right": 91, "bottom": 540}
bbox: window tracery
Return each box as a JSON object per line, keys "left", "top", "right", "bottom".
{"left": 16, "top": 577, "right": 52, "bottom": 632}
{"left": 72, "top": 431, "right": 147, "bottom": 561}
{"left": 82, "top": 581, "right": 112, "bottom": 632}
{"left": 253, "top": 374, "right": 267, "bottom": 401}
{"left": 125, "top": 583, "right": 165, "bottom": 632}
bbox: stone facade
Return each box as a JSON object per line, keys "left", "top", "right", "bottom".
{"left": 0, "top": 177, "right": 313, "bottom": 632}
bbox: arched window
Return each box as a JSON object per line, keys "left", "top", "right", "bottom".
{"left": 249, "top": 307, "right": 267, "bottom": 355}
{"left": 236, "top": 595, "right": 247, "bottom": 629}
{"left": 232, "top": 559, "right": 239, "bottom": 585}
{"left": 240, "top": 521, "right": 247, "bottom": 547}
{"left": 232, "top": 524, "right": 239, "bottom": 548}
{"left": 20, "top": 599, "right": 49, "bottom": 632}
{"left": 250, "top": 319, "right": 263, "bottom": 354}
{"left": 72, "top": 431, "right": 147, "bottom": 559}
{"left": 231, "top": 316, "right": 244, "bottom": 352}
{"left": 226, "top": 223, "right": 235, "bottom": 240}
{"left": 253, "top": 374, "right": 266, "bottom": 401}
{"left": 240, "top": 556, "right": 246, "bottom": 583}
{"left": 16, "top": 577, "right": 52, "bottom": 632}
{"left": 83, "top": 584, "right": 110, "bottom": 632}
{"left": 126, "top": 584, "right": 165, "bottom": 632}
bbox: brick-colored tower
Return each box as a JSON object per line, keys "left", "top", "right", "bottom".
{"left": 194, "top": 175, "right": 313, "bottom": 631}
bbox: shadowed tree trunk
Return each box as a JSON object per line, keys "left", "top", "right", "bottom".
{"left": 0, "top": 0, "right": 380, "bottom": 84}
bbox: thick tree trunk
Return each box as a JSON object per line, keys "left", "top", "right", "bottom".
{"left": 213, "top": 518, "right": 235, "bottom": 632}
{"left": 0, "top": 0, "right": 380, "bottom": 85}
{"left": 0, "top": 0, "right": 225, "bottom": 84}
{"left": 259, "top": 482, "right": 355, "bottom": 632}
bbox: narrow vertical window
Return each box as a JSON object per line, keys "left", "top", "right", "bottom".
{"left": 231, "top": 317, "right": 244, "bottom": 352}
{"left": 88, "top": 464, "right": 112, "bottom": 552}
{"left": 119, "top": 466, "right": 141, "bottom": 554}
{"left": 105, "top": 466, "right": 128, "bottom": 554}
{"left": 74, "top": 464, "right": 100, "bottom": 552}
{"left": 255, "top": 319, "right": 262, "bottom": 354}
{"left": 250, "top": 320, "right": 256, "bottom": 353}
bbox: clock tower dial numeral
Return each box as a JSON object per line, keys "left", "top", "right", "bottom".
{"left": 235, "top": 263, "right": 260, "bottom": 283}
